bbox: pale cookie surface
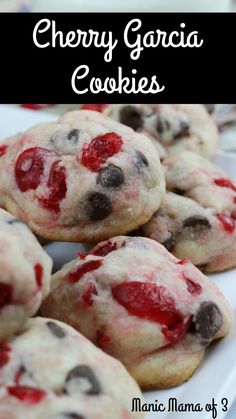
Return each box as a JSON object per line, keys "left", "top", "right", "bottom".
{"left": 0, "top": 209, "right": 52, "bottom": 342}
{"left": 0, "top": 317, "right": 143, "bottom": 419}
{"left": 103, "top": 104, "right": 218, "bottom": 159}
{"left": 41, "top": 236, "right": 232, "bottom": 389}
{"left": 0, "top": 110, "right": 165, "bottom": 242}
{"left": 164, "top": 151, "right": 236, "bottom": 215}
{"left": 142, "top": 192, "right": 236, "bottom": 272}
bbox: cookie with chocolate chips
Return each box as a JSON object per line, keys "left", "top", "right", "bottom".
{"left": 0, "top": 110, "right": 165, "bottom": 242}
{"left": 161, "top": 151, "right": 236, "bottom": 271}
{"left": 0, "top": 317, "right": 143, "bottom": 419}
{"left": 142, "top": 191, "right": 236, "bottom": 272}
{"left": 41, "top": 236, "right": 232, "bottom": 390}
{"left": 0, "top": 209, "right": 52, "bottom": 342}
{"left": 104, "top": 104, "right": 218, "bottom": 160}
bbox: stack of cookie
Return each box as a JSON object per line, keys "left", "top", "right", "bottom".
{"left": 0, "top": 105, "right": 233, "bottom": 418}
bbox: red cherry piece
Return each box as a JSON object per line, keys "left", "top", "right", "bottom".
{"left": 0, "top": 283, "right": 13, "bottom": 308}
{"left": 15, "top": 147, "right": 53, "bottom": 192}
{"left": 78, "top": 252, "right": 87, "bottom": 260}
{"left": 112, "top": 281, "right": 189, "bottom": 344}
{"left": 68, "top": 260, "right": 102, "bottom": 283}
{"left": 177, "top": 259, "right": 189, "bottom": 265}
{"left": 34, "top": 264, "right": 43, "bottom": 289}
{"left": 7, "top": 386, "right": 46, "bottom": 404}
{"left": 39, "top": 160, "right": 67, "bottom": 213}
{"left": 234, "top": 197, "right": 236, "bottom": 204}
{"left": 0, "top": 144, "right": 8, "bottom": 157}
{"left": 182, "top": 273, "right": 202, "bottom": 296}
{"left": 0, "top": 343, "right": 11, "bottom": 368}
{"left": 90, "top": 241, "right": 117, "bottom": 257}
{"left": 217, "top": 213, "right": 235, "bottom": 233}
{"left": 81, "top": 104, "right": 108, "bottom": 112}
{"left": 162, "top": 315, "right": 192, "bottom": 344}
{"left": 21, "top": 104, "right": 52, "bottom": 111}
{"left": 82, "top": 132, "right": 123, "bottom": 172}
{"left": 214, "top": 178, "right": 236, "bottom": 192}
{"left": 82, "top": 283, "right": 97, "bottom": 307}
{"left": 112, "top": 281, "right": 191, "bottom": 344}
{"left": 96, "top": 330, "right": 111, "bottom": 347}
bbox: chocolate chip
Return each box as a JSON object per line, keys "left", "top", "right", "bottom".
{"left": 183, "top": 216, "right": 211, "bottom": 229}
{"left": 87, "top": 192, "right": 112, "bottom": 221}
{"left": 203, "top": 104, "right": 215, "bottom": 114}
{"left": 134, "top": 150, "right": 149, "bottom": 173}
{"left": 174, "top": 120, "right": 190, "bottom": 139}
{"left": 46, "top": 321, "right": 66, "bottom": 338}
{"left": 162, "top": 234, "right": 175, "bottom": 251}
{"left": 65, "top": 365, "right": 101, "bottom": 395}
{"left": 120, "top": 106, "right": 143, "bottom": 131}
{"left": 97, "top": 165, "right": 124, "bottom": 189}
{"left": 156, "top": 117, "right": 170, "bottom": 134}
{"left": 50, "top": 128, "right": 79, "bottom": 148}
{"left": 194, "top": 302, "right": 223, "bottom": 344}
{"left": 67, "top": 129, "right": 80, "bottom": 143}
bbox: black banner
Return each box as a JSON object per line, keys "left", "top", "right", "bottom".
{"left": 0, "top": 12, "right": 235, "bottom": 103}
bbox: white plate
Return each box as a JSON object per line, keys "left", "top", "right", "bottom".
{"left": 0, "top": 105, "right": 236, "bottom": 419}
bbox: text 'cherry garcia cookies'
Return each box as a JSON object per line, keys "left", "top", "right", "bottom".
{"left": 41, "top": 236, "right": 232, "bottom": 390}
{"left": 0, "top": 110, "right": 165, "bottom": 242}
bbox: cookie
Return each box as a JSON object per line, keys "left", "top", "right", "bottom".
{"left": 0, "top": 317, "right": 143, "bottom": 419}
{"left": 164, "top": 151, "right": 236, "bottom": 215}
{"left": 41, "top": 236, "right": 232, "bottom": 389}
{"left": 142, "top": 192, "right": 236, "bottom": 272}
{"left": 104, "top": 104, "right": 218, "bottom": 159}
{"left": 0, "top": 209, "right": 52, "bottom": 342}
{"left": 0, "top": 110, "right": 165, "bottom": 242}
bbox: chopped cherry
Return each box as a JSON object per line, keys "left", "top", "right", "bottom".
{"left": 81, "top": 104, "right": 108, "bottom": 112}
{"left": 217, "top": 213, "right": 235, "bottom": 233}
{"left": 177, "top": 259, "right": 189, "bottom": 265}
{"left": 82, "top": 283, "right": 97, "bottom": 307}
{"left": 68, "top": 260, "right": 102, "bottom": 283}
{"left": 15, "top": 147, "right": 53, "bottom": 192}
{"left": 78, "top": 252, "right": 87, "bottom": 260}
{"left": 182, "top": 273, "right": 202, "bottom": 296}
{"left": 90, "top": 241, "right": 117, "bottom": 257}
{"left": 112, "top": 281, "right": 190, "bottom": 343}
{"left": 214, "top": 178, "right": 236, "bottom": 192}
{"left": 96, "top": 330, "right": 111, "bottom": 347}
{"left": 38, "top": 160, "right": 67, "bottom": 213}
{"left": 34, "top": 264, "right": 43, "bottom": 289}
{"left": 234, "top": 197, "right": 236, "bottom": 204}
{"left": 0, "top": 144, "right": 8, "bottom": 157}
{"left": 82, "top": 132, "right": 123, "bottom": 172}
{"left": 162, "top": 316, "right": 192, "bottom": 344}
{"left": 0, "top": 343, "right": 11, "bottom": 368}
{"left": 0, "top": 283, "right": 13, "bottom": 308}
{"left": 7, "top": 385, "right": 46, "bottom": 404}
